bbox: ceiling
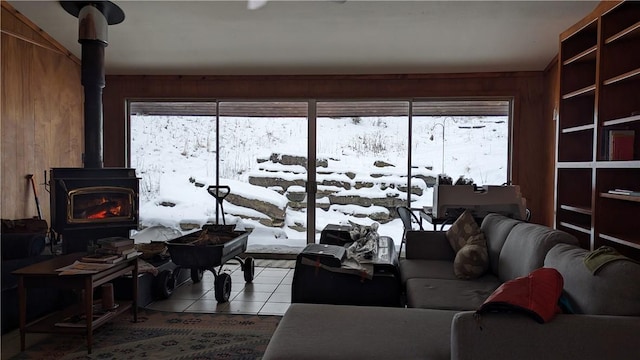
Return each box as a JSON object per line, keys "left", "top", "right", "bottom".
{"left": 9, "top": 0, "right": 599, "bottom": 76}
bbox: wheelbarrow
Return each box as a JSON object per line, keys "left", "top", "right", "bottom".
{"left": 164, "top": 185, "right": 255, "bottom": 302}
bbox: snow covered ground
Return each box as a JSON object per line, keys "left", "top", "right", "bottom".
{"left": 131, "top": 112, "right": 508, "bottom": 250}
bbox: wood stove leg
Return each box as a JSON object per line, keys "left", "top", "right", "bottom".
{"left": 132, "top": 258, "right": 139, "bottom": 322}
{"left": 18, "top": 276, "right": 26, "bottom": 351}
{"left": 84, "top": 277, "right": 93, "bottom": 354}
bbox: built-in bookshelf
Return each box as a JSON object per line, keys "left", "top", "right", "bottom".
{"left": 556, "top": 0, "right": 640, "bottom": 260}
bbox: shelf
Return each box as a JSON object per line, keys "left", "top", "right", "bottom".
{"left": 600, "top": 192, "right": 640, "bottom": 202}
{"left": 605, "top": 21, "right": 640, "bottom": 44}
{"left": 603, "top": 114, "right": 640, "bottom": 126}
{"left": 561, "top": 124, "right": 595, "bottom": 133}
{"left": 557, "top": 1, "right": 639, "bottom": 260}
{"left": 595, "top": 160, "right": 640, "bottom": 168}
{"left": 562, "top": 84, "right": 596, "bottom": 99}
{"left": 603, "top": 67, "right": 640, "bottom": 86}
{"left": 600, "top": 233, "right": 640, "bottom": 250}
{"left": 557, "top": 161, "right": 594, "bottom": 169}
{"left": 559, "top": 221, "right": 592, "bottom": 235}
{"left": 25, "top": 300, "right": 132, "bottom": 334}
{"left": 562, "top": 45, "right": 597, "bottom": 65}
{"left": 559, "top": 204, "right": 592, "bottom": 215}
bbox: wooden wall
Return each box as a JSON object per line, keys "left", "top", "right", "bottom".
{"left": 1, "top": 3, "right": 83, "bottom": 221}
{"left": 104, "top": 72, "right": 555, "bottom": 225}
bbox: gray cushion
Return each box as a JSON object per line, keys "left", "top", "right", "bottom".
{"left": 262, "top": 303, "right": 457, "bottom": 360}
{"left": 480, "top": 213, "right": 521, "bottom": 275}
{"left": 498, "top": 223, "right": 578, "bottom": 282}
{"left": 452, "top": 311, "right": 640, "bottom": 360}
{"left": 399, "top": 259, "right": 457, "bottom": 284}
{"left": 406, "top": 277, "right": 500, "bottom": 310}
{"left": 544, "top": 243, "right": 640, "bottom": 316}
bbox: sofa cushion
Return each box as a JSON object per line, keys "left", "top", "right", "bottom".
{"left": 480, "top": 214, "right": 521, "bottom": 275}
{"left": 476, "top": 268, "right": 564, "bottom": 323}
{"left": 405, "top": 277, "right": 500, "bottom": 310}
{"left": 446, "top": 209, "right": 482, "bottom": 252}
{"left": 453, "top": 236, "right": 489, "bottom": 279}
{"left": 452, "top": 311, "right": 640, "bottom": 360}
{"left": 498, "top": 223, "right": 578, "bottom": 282}
{"left": 262, "top": 303, "right": 457, "bottom": 360}
{"left": 544, "top": 243, "right": 640, "bottom": 316}
{"left": 399, "top": 259, "right": 458, "bottom": 284}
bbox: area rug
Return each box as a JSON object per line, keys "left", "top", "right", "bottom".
{"left": 253, "top": 259, "right": 296, "bottom": 269}
{"left": 11, "top": 309, "right": 281, "bottom": 360}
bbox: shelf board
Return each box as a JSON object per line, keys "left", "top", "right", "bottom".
{"left": 25, "top": 301, "right": 132, "bottom": 334}
{"left": 562, "top": 84, "right": 596, "bottom": 99}
{"left": 557, "top": 161, "right": 594, "bottom": 168}
{"left": 595, "top": 160, "right": 640, "bottom": 168}
{"left": 603, "top": 114, "right": 640, "bottom": 127}
{"left": 603, "top": 67, "right": 640, "bottom": 86}
{"left": 562, "top": 45, "right": 597, "bottom": 65}
{"left": 560, "top": 204, "right": 592, "bottom": 215}
{"left": 605, "top": 21, "right": 640, "bottom": 44}
{"left": 600, "top": 233, "right": 640, "bottom": 250}
{"left": 600, "top": 192, "right": 640, "bottom": 203}
{"left": 561, "top": 124, "right": 595, "bottom": 133}
{"left": 559, "top": 221, "right": 591, "bottom": 235}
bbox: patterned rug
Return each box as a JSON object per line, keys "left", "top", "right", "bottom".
{"left": 11, "top": 309, "right": 281, "bottom": 360}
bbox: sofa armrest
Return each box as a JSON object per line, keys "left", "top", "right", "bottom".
{"left": 451, "top": 311, "right": 640, "bottom": 360}
{"left": 405, "top": 231, "right": 455, "bottom": 261}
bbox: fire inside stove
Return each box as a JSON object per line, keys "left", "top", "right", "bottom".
{"left": 67, "top": 186, "right": 135, "bottom": 223}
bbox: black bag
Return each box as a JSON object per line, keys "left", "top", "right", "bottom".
{"left": 1, "top": 218, "right": 48, "bottom": 235}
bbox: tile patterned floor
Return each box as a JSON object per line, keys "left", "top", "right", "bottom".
{"left": 145, "top": 259, "right": 294, "bottom": 316}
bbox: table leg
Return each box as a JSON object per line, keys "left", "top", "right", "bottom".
{"left": 18, "top": 276, "right": 26, "bottom": 351}
{"left": 132, "top": 259, "right": 138, "bottom": 322}
{"left": 85, "top": 277, "right": 93, "bottom": 354}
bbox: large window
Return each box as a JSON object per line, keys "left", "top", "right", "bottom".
{"left": 129, "top": 99, "right": 511, "bottom": 253}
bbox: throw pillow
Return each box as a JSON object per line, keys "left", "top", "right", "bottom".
{"left": 453, "top": 234, "right": 489, "bottom": 279}
{"left": 446, "top": 209, "right": 481, "bottom": 252}
{"left": 476, "top": 267, "right": 564, "bottom": 323}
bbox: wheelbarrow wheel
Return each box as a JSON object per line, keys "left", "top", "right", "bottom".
{"left": 155, "top": 269, "right": 176, "bottom": 299}
{"left": 190, "top": 268, "right": 204, "bottom": 283}
{"left": 214, "top": 272, "right": 232, "bottom": 303}
{"left": 243, "top": 257, "right": 255, "bottom": 283}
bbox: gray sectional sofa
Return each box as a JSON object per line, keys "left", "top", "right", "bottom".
{"left": 263, "top": 214, "right": 640, "bottom": 360}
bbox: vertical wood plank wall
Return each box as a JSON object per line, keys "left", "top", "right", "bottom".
{"left": 1, "top": 3, "right": 83, "bottom": 221}
{"left": 103, "top": 72, "right": 555, "bottom": 225}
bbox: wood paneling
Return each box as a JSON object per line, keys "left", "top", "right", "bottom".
{"left": 1, "top": 2, "right": 83, "bottom": 221}
{"left": 130, "top": 100, "right": 509, "bottom": 117}
{"left": 104, "top": 72, "right": 555, "bottom": 225}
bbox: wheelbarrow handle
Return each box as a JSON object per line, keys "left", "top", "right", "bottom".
{"left": 207, "top": 185, "right": 231, "bottom": 199}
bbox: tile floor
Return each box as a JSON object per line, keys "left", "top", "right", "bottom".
{"left": 145, "top": 259, "right": 294, "bottom": 316}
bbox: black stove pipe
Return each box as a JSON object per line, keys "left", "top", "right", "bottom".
{"left": 81, "top": 40, "right": 106, "bottom": 168}
{"left": 61, "top": 1, "right": 124, "bottom": 168}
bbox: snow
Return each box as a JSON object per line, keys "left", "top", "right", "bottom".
{"left": 131, "top": 112, "right": 508, "bottom": 250}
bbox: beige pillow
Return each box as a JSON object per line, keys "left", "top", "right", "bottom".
{"left": 454, "top": 234, "right": 489, "bottom": 279}
{"left": 446, "top": 209, "right": 481, "bottom": 252}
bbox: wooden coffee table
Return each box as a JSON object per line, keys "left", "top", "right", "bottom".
{"left": 12, "top": 252, "right": 138, "bottom": 354}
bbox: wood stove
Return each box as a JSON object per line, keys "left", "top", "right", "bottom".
{"left": 51, "top": 2, "right": 132, "bottom": 253}
{"left": 50, "top": 168, "right": 139, "bottom": 253}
